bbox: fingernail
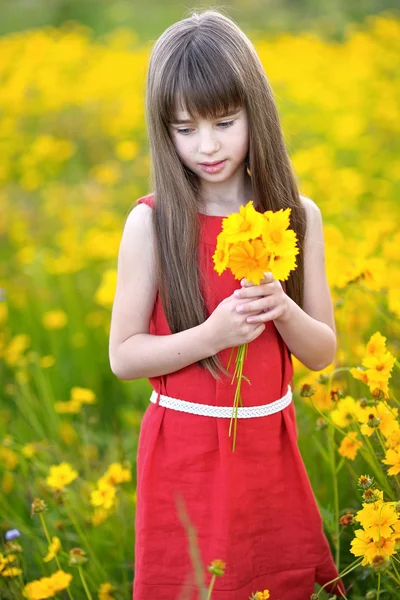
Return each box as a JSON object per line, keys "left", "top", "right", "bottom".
{"left": 233, "top": 290, "right": 241, "bottom": 297}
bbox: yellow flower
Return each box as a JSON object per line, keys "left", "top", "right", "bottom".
{"left": 70, "top": 387, "right": 96, "bottom": 405}
{"left": 98, "top": 582, "right": 115, "bottom": 600}
{"left": 23, "top": 570, "right": 73, "bottom": 599}
{"left": 330, "top": 396, "right": 362, "bottom": 428}
{"left": 227, "top": 239, "right": 270, "bottom": 285}
{"left": 90, "top": 480, "right": 117, "bottom": 510}
{"left": 362, "top": 351, "right": 396, "bottom": 394}
{"left": 221, "top": 201, "right": 264, "bottom": 242}
{"left": 382, "top": 448, "right": 400, "bottom": 476}
{"left": 269, "top": 251, "right": 298, "bottom": 281}
{"left": 212, "top": 233, "right": 231, "bottom": 275}
{"left": 101, "top": 463, "right": 131, "bottom": 486}
{"left": 256, "top": 591, "right": 270, "bottom": 600}
{"left": 43, "top": 536, "right": 61, "bottom": 562}
{"left": 349, "top": 528, "right": 374, "bottom": 565}
{"left": 361, "top": 503, "right": 399, "bottom": 541}
{"left": 338, "top": 431, "right": 362, "bottom": 460}
{"left": 385, "top": 429, "right": 400, "bottom": 450}
{"left": 366, "top": 332, "right": 387, "bottom": 357}
{"left": 42, "top": 310, "right": 68, "bottom": 330}
{"left": 46, "top": 463, "right": 78, "bottom": 491}
{"left": 262, "top": 208, "right": 298, "bottom": 256}
{"left": 364, "top": 535, "right": 397, "bottom": 563}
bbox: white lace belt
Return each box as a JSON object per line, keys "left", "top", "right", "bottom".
{"left": 149, "top": 384, "right": 292, "bottom": 418}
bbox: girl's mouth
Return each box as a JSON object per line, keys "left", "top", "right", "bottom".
{"left": 199, "top": 160, "right": 226, "bottom": 173}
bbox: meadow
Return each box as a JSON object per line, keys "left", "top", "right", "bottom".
{"left": 0, "top": 9, "right": 399, "bottom": 600}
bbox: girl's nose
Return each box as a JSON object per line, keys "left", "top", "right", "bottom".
{"left": 197, "top": 129, "right": 220, "bottom": 154}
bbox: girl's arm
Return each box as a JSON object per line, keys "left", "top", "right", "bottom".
{"left": 234, "top": 197, "right": 336, "bottom": 371}
{"left": 108, "top": 204, "right": 216, "bottom": 381}
{"left": 109, "top": 204, "right": 264, "bottom": 380}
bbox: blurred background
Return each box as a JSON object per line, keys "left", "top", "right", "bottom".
{"left": 1, "top": 1, "right": 399, "bottom": 599}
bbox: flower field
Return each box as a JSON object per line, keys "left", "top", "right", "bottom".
{"left": 0, "top": 13, "right": 399, "bottom": 599}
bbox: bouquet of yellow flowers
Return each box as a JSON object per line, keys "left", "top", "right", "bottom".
{"left": 212, "top": 200, "right": 299, "bottom": 451}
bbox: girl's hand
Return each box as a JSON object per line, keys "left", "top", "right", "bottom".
{"left": 204, "top": 293, "right": 266, "bottom": 353}
{"left": 233, "top": 272, "right": 289, "bottom": 323}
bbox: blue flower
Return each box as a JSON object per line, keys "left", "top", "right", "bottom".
{"left": 5, "top": 529, "right": 21, "bottom": 541}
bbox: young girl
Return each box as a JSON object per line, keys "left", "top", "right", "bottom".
{"left": 109, "top": 9, "right": 346, "bottom": 600}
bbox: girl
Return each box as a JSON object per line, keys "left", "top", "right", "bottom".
{"left": 109, "top": 9, "right": 346, "bottom": 600}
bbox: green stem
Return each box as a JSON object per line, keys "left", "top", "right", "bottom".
{"left": 328, "top": 423, "right": 340, "bottom": 567}
{"left": 377, "top": 572, "right": 381, "bottom": 600}
{"left": 39, "top": 513, "right": 75, "bottom": 600}
{"left": 63, "top": 499, "right": 107, "bottom": 582}
{"left": 78, "top": 566, "right": 93, "bottom": 600}
{"left": 316, "top": 557, "right": 363, "bottom": 598}
{"left": 206, "top": 574, "right": 216, "bottom": 600}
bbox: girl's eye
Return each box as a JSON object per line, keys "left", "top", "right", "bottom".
{"left": 176, "top": 120, "right": 235, "bottom": 135}
{"left": 217, "top": 120, "right": 234, "bottom": 128}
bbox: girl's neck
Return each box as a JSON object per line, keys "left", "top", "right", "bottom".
{"left": 199, "top": 176, "right": 253, "bottom": 217}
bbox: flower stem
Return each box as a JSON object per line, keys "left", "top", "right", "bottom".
{"left": 78, "top": 566, "right": 93, "bottom": 600}
{"left": 228, "top": 343, "right": 247, "bottom": 452}
{"left": 206, "top": 574, "right": 216, "bottom": 600}
{"left": 39, "top": 513, "right": 75, "bottom": 600}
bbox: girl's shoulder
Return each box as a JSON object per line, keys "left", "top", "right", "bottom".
{"left": 299, "top": 194, "right": 323, "bottom": 238}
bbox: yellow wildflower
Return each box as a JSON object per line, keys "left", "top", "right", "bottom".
{"left": 222, "top": 201, "right": 264, "bottom": 242}
{"left": 338, "top": 431, "right": 362, "bottom": 460}
{"left": 23, "top": 570, "right": 73, "bottom": 599}
{"left": 90, "top": 480, "right": 117, "bottom": 510}
{"left": 382, "top": 448, "right": 400, "bottom": 476}
{"left": 101, "top": 463, "right": 131, "bottom": 486}
{"left": 42, "top": 310, "right": 67, "bottom": 330}
{"left": 70, "top": 387, "right": 96, "bottom": 405}
{"left": 330, "top": 396, "right": 361, "bottom": 428}
{"left": 98, "top": 582, "right": 115, "bottom": 600}
{"left": 349, "top": 528, "right": 374, "bottom": 566}
{"left": 262, "top": 208, "right": 297, "bottom": 255}
{"left": 46, "top": 463, "right": 78, "bottom": 491}
{"left": 270, "top": 251, "right": 298, "bottom": 281}
{"left": 212, "top": 233, "right": 231, "bottom": 275}
{"left": 43, "top": 536, "right": 61, "bottom": 562}
{"left": 366, "top": 332, "right": 387, "bottom": 357}
{"left": 227, "top": 239, "right": 270, "bottom": 285}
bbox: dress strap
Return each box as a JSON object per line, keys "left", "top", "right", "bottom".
{"left": 137, "top": 193, "right": 155, "bottom": 209}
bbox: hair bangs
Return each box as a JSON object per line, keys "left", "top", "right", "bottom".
{"left": 162, "top": 42, "right": 245, "bottom": 126}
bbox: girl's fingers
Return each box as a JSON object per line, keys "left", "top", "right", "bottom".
{"left": 236, "top": 297, "right": 275, "bottom": 314}
{"left": 246, "top": 306, "right": 282, "bottom": 323}
{"left": 234, "top": 283, "right": 275, "bottom": 299}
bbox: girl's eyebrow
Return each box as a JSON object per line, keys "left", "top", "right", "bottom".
{"left": 170, "top": 109, "right": 240, "bottom": 125}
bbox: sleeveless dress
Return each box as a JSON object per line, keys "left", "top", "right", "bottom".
{"left": 133, "top": 193, "right": 345, "bottom": 600}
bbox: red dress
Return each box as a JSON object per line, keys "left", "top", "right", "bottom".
{"left": 133, "top": 193, "right": 345, "bottom": 600}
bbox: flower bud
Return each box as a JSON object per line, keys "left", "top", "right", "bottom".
{"left": 208, "top": 559, "right": 226, "bottom": 577}
{"left": 339, "top": 513, "right": 354, "bottom": 527}
{"left": 370, "top": 555, "right": 390, "bottom": 572}
{"left": 367, "top": 415, "right": 380, "bottom": 428}
{"left": 69, "top": 547, "right": 88, "bottom": 566}
{"left": 358, "top": 474, "right": 374, "bottom": 490}
{"left": 316, "top": 417, "right": 328, "bottom": 430}
{"left": 31, "top": 498, "right": 47, "bottom": 517}
{"left": 362, "top": 488, "right": 381, "bottom": 504}
{"left": 300, "top": 384, "right": 316, "bottom": 398}
{"left": 365, "top": 591, "right": 377, "bottom": 599}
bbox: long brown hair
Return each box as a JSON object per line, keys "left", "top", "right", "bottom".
{"left": 143, "top": 8, "right": 306, "bottom": 378}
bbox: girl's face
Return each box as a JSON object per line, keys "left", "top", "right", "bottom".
{"left": 168, "top": 105, "right": 249, "bottom": 181}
